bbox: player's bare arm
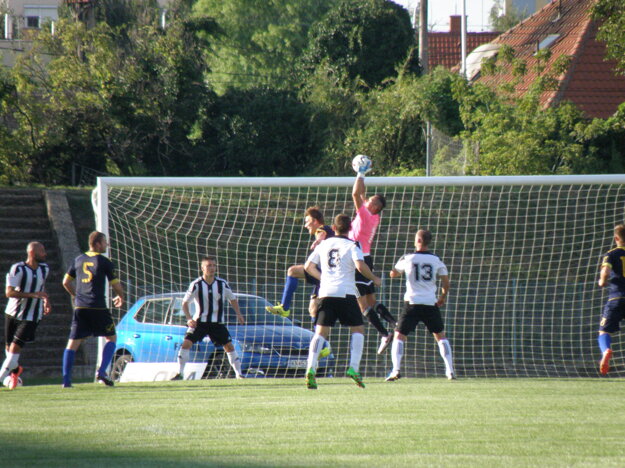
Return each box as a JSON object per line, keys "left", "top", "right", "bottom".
{"left": 355, "top": 260, "right": 381, "bottom": 287}
{"left": 352, "top": 177, "right": 366, "bottom": 210}
{"left": 112, "top": 281, "right": 125, "bottom": 307}
{"left": 436, "top": 275, "right": 450, "bottom": 307}
{"left": 5, "top": 285, "right": 49, "bottom": 300}
{"left": 231, "top": 299, "right": 245, "bottom": 325}
{"left": 304, "top": 260, "right": 321, "bottom": 280}
{"left": 310, "top": 229, "right": 328, "bottom": 250}
{"left": 389, "top": 268, "right": 401, "bottom": 279}
{"left": 598, "top": 265, "right": 611, "bottom": 288}
{"left": 182, "top": 301, "right": 197, "bottom": 328}
{"left": 62, "top": 275, "right": 76, "bottom": 297}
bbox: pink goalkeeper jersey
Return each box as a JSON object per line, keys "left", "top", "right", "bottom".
{"left": 348, "top": 204, "right": 380, "bottom": 255}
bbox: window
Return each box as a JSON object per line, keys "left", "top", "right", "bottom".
{"left": 535, "top": 34, "right": 559, "bottom": 54}
{"left": 135, "top": 298, "right": 171, "bottom": 324}
{"left": 25, "top": 16, "right": 39, "bottom": 28}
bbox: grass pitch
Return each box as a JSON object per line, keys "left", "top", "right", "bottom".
{"left": 1, "top": 377, "right": 624, "bottom": 467}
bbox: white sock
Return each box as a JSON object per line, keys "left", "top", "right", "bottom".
{"left": 438, "top": 339, "right": 454, "bottom": 375}
{"left": 307, "top": 334, "right": 323, "bottom": 372}
{"left": 349, "top": 333, "right": 364, "bottom": 372}
{"left": 227, "top": 351, "right": 243, "bottom": 377}
{"left": 0, "top": 352, "right": 19, "bottom": 382}
{"left": 177, "top": 348, "right": 190, "bottom": 375}
{"left": 391, "top": 338, "right": 404, "bottom": 373}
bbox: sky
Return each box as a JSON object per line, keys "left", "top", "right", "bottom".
{"left": 391, "top": 0, "right": 498, "bottom": 32}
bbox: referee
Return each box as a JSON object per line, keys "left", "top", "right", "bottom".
{"left": 0, "top": 242, "right": 51, "bottom": 389}
{"left": 62, "top": 231, "right": 124, "bottom": 388}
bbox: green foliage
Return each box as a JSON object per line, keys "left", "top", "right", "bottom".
{"left": 199, "top": 88, "right": 320, "bottom": 176}
{"left": 193, "top": 0, "right": 334, "bottom": 93}
{"left": 593, "top": 0, "right": 625, "bottom": 75}
{"left": 300, "top": 0, "right": 414, "bottom": 89}
{"left": 489, "top": 0, "right": 528, "bottom": 32}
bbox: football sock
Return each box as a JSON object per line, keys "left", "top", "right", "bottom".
{"left": 374, "top": 303, "right": 396, "bottom": 326}
{"left": 0, "top": 352, "right": 19, "bottom": 382}
{"left": 598, "top": 333, "right": 612, "bottom": 353}
{"left": 98, "top": 341, "right": 116, "bottom": 377}
{"left": 349, "top": 333, "right": 364, "bottom": 373}
{"left": 307, "top": 334, "right": 323, "bottom": 372}
{"left": 391, "top": 338, "right": 404, "bottom": 373}
{"left": 438, "top": 339, "right": 454, "bottom": 375}
{"left": 280, "top": 276, "right": 299, "bottom": 311}
{"left": 227, "top": 351, "right": 243, "bottom": 377}
{"left": 62, "top": 349, "right": 75, "bottom": 387}
{"left": 364, "top": 306, "right": 389, "bottom": 336}
{"left": 177, "top": 348, "right": 190, "bottom": 374}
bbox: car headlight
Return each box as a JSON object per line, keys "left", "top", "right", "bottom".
{"left": 241, "top": 343, "right": 273, "bottom": 354}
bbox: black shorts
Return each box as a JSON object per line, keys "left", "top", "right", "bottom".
{"left": 304, "top": 267, "right": 321, "bottom": 296}
{"left": 397, "top": 303, "right": 444, "bottom": 336}
{"left": 5, "top": 315, "right": 39, "bottom": 347}
{"left": 355, "top": 255, "right": 375, "bottom": 296}
{"left": 600, "top": 298, "right": 625, "bottom": 333}
{"left": 185, "top": 322, "right": 232, "bottom": 347}
{"left": 315, "top": 296, "right": 364, "bottom": 327}
{"left": 69, "top": 308, "right": 116, "bottom": 340}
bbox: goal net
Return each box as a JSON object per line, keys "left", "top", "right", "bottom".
{"left": 94, "top": 175, "right": 625, "bottom": 380}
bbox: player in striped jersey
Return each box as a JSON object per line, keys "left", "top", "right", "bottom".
{"left": 266, "top": 206, "right": 334, "bottom": 320}
{"left": 0, "top": 242, "right": 51, "bottom": 389}
{"left": 597, "top": 224, "right": 625, "bottom": 375}
{"left": 62, "top": 231, "right": 124, "bottom": 388}
{"left": 386, "top": 229, "right": 454, "bottom": 381}
{"left": 171, "top": 256, "right": 246, "bottom": 380}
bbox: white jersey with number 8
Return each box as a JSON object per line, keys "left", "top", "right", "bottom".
{"left": 307, "top": 236, "right": 364, "bottom": 298}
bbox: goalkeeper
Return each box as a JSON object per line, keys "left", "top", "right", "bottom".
{"left": 350, "top": 157, "right": 397, "bottom": 355}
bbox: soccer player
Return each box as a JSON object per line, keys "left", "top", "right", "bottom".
{"left": 386, "top": 229, "right": 454, "bottom": 381}
{"left": 304, "top": 214, "right": 381, "bottom": 389}
{"left": 349, "top": 167, "right": 396, "bottom": 354}
{"left": 597, "top": 224, "right": 625, "bottom": 375}
{"left": 62, "top": 231, "right": 124, "bottom": 388}
{"left": 0, "top": 242, "right": 51, "bottom": 389}
{"left": 266, "top": 206, "right": 334, "bottom": 319}
{"left": 171, "top": 256, "right": 246, "bottom": 380}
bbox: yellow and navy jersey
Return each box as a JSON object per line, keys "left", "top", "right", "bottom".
{"left": 602, "top": 246, "right": 625, "bottom": 300}
{"left": 315, "top": 225, "right": 335, "bottom": 240}
{"left": 65, "top": 252, "right": 119, "bottom": 309}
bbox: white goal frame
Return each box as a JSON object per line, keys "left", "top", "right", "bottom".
{"left": 94, "top": 174, "right": 625, "bottom": 379}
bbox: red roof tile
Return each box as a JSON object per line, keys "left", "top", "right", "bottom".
{"left": 474, "top": 0, "right": 625, "bottom": 119}
{"left": 428, "top": 31, "right": 500, "bottom": 70}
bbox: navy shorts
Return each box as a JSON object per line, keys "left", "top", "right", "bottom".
{"left": 185, "top": 322, "right": 232, "bottom": 347}
{"left": 397, "top": 303, "right": 444, "bottom": 336}
{"left": 600, "top": 298, "right": 625, "bottom": 333}
{"left": 69, "top": 308, "right": 116, "bottom": 340}
{"left": 5, "top": 315, "right": 39, "bottom": 347}
{"left": 315, "top": 296, "right": 364, "bottom": 327}
{"left": 355, "top": 255, "right": 375, "bottom": 296}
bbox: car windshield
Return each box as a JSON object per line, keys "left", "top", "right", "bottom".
{"left": 168, "top": 295, "right": 293, "bottom": 326}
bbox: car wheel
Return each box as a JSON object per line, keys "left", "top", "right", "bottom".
{"left": 111, "top": 353, "right": 133, "bottom": 382}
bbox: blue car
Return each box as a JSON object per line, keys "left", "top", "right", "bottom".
{"left": 111, "top": 293, "right": 335, "bottom": 380}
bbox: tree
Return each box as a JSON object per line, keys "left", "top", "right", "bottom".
{"left": 593, "top": 0, "right": 625, "bottom": 75}
{"left": 300, "top": 0, "right": 415, "bottom": 89}
{"left": 192, "top": 0, "right": 334, "bottom": 93}
{"left": 488, "top": 0, "right": 527, "bottom": 32}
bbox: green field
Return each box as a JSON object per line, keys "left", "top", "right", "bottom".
{"left": 1, "top": 377, "right": 624, "bottom": 467}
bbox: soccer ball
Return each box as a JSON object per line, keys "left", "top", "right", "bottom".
{"left": 3, "top": 375, "right": 23, "bottom": 388}
{"left": 352, "top": 154, "right": 372, "bottom": 174}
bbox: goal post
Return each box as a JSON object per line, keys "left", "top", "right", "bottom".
{"left": 94, "top": 175, "right": 625, "bottom": 379}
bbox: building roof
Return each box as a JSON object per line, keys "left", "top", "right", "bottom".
{"left": 473, "top": 0, "right": 625, "bottom": 119}
{"left": 428, "top": 16, "right": 500, "bottom": 70}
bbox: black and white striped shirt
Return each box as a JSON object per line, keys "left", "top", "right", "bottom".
{"left": 183, "top": 276, "right": 235, "bottom": 323}
{"left": 5, "top": 261, "right": 50, "bottom": 322}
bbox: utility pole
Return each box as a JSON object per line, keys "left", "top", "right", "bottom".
{"left": 418, "top": 0, "right": 428, "bottom": 74}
